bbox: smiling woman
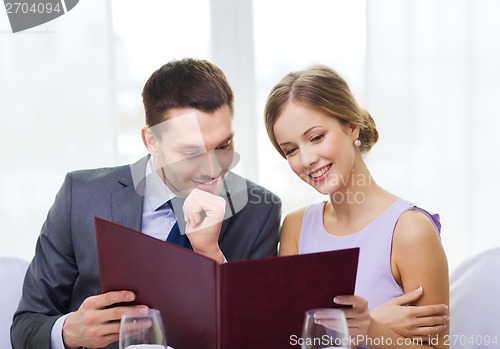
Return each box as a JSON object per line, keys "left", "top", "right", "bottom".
{"left": 265, "top": 65, "right": 450, "bottom": 348}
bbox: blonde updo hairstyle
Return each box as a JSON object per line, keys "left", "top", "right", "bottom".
{"left": 264, "top": 65, "right": 378, "bottom": 158}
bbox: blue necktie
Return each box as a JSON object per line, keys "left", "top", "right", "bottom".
{"left": 166, "top": 200, "right": 192, "bottom": 249}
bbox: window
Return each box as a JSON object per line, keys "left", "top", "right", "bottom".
{"left": 112, "top": 0, "right": 210, "bottom": 163}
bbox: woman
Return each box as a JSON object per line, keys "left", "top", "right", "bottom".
{"left": 264, "top": 65, "right": 449, "bottom": 348}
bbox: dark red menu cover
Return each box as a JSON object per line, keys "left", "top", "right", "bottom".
{"left": 95, "top": 217, "right": 359, "bottom": 349}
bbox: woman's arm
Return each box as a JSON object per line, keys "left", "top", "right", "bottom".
{"left": 390, "top": 209, "right": 450, "bottom": 348}
{"left": 334, "top": 210, "right": 449, "bottom": 349}
{"left": 278, "top": 208, "right": 304, "bottom": 256}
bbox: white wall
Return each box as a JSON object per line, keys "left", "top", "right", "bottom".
{"left": 0, "top": 0, "right": 116, "bottom": 260}
{"left": 365, "top": 0, "right": 500, "bottom": 269}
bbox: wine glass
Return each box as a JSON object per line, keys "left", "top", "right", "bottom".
{"left": 119, "top": 308, "right": 167, "bottom": 349}
{"left": 301, "top": 308, "right": 351, "bottom": 349}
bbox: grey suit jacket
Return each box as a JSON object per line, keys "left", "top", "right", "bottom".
{"left": 11, "top": 156, "right": 281, "bottom": 349}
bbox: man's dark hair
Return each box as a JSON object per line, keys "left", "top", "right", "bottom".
{"left": 142, "top": 58, "right": 234, "bottom": 127}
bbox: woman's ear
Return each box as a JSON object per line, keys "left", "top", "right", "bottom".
{"left": 349, "top": 123, "right": 360, "bottom": 141}
{"left": 141, "top": 126, "right": 161, "bottom": 157}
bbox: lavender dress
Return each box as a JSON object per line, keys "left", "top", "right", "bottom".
{"left": 298, "top": 199, "right": 441, "bottom": 309}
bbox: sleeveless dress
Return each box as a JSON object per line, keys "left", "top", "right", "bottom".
{"left": 298, "top": 199, "right": 441, "bottom": 309}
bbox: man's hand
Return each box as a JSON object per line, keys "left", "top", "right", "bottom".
{"left": 62, "top": 291, "right": 148, "bottom": 349}
{"left": 371, "top": 287, "right": 449, "bottom": 339}
{"left": 183, "top": 188, "right": 226, "bottom": 263}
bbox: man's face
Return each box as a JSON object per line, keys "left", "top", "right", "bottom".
{"left": 149, "top": 105, "right": 235, "bottom": 197}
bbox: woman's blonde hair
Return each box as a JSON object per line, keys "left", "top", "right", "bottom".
{"left": 264, "top": 65, "right": 378, "bottom": 157}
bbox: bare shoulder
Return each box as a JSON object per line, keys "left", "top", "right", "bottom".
{"left": 279, "top": 207, "right": 306, "bottom": 256}
{"left": 392, "top": 208, "right": 448, "bottom": 300}
{"left": 393, "top": 209, "right": 440, "bottom": 247}
{"left": 283, "top": 207, "right": 306, "bottom": 227}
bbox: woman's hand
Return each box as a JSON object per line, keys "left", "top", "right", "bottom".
{"left": 371, "top": 287, "right": 448, "bottom": 340}
{"left": 334, "top": 295, "right": 371, "bottom": 346}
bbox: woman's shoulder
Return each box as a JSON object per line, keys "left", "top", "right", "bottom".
{"left": 393, "top": 204, "right": 442, "bottom": 248}
{"left": 283, "top": 206, "right": 307, "bottom": 226}
{"left": 280, "top": 203, "right": 326, "bottom": 256}
{"left": 397, "top": 208, "right": 436, "bottom": 230}
{"left": 283, "top": 201, "right": 326, "bottom": 223}
{"left": 397, "top": 198, "right": 441, "bottom": 232}
{"left": 279, "top": 207, "right": 306, "bottom": 256}
{"left": 378, "top": 189, "right": 441, "bottom": 234}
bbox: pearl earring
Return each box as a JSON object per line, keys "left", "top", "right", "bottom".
{"left": 354, "top": 139, "right": 361, "bottom": 147}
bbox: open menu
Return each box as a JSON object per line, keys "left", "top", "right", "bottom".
{"left": 95, "top": 217, "right": 359, "bottom": 349}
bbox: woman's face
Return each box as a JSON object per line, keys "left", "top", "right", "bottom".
{"left": 273, "top": 101, "right": 359, "bottom": 195}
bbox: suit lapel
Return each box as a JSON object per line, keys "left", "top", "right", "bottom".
{"left": 218, "top": 171, "right": 248, "bottom": 241}
{"left": 219, "top": 218, "right": 230, "bottom": 241}
{"left": 111, "top": 156, "right": 149, "bottom": 231}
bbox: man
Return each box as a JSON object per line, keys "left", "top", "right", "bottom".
{"left": 11, "top": 58, "right": 281, "bottom": 349}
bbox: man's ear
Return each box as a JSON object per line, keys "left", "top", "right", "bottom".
{"left": 141, "top": 126, "right": 161, "bottom": 157}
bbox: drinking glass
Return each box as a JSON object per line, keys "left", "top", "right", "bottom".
{"left": 119, "top": 308, "right": 167, "bottom": 349}
{"left": 301, "top": 308, "right": 350, "bottom": 349}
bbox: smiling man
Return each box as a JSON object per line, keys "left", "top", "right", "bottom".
{"left": 12, "top": 58, "right": 281, "bottom": 349}
{"left": 145, "top": 108, "right": 234, "bottom": 196}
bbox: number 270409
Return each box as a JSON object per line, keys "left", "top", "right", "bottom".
{"left": 5, "top": 2, "right": 62, "bottom": 14}
{"left": 443, "top": 335, "right": 498, "bottom": 346}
